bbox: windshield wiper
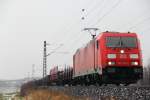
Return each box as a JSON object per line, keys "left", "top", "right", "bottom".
{"left": 120, "top": 37, "right": 127, "bottom": 48}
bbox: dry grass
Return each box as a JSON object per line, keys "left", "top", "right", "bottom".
{"left": 25, "top": 89, "right": 90, "bottom": 100}
{"left": 23, "top": 89, "right": 118, "bottom": 100}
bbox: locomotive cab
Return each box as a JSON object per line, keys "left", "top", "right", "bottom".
{"left": 100, "top": 32, "right": 143, "bottom": 84}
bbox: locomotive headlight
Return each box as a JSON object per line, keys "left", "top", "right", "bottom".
{"left": 131, "top": 61, "right": 138, "bottom": 66}
{"left": 107, "top": 54, "right": 116, "bottom": 58}
{"left": 130, "top": 54, "right": 138, "bottom": 59}
{"left": 120, "top": 50, "right": 124, "bottom": 54}
{"left": 108, "top": 61, "right": 115, "bottom": 65}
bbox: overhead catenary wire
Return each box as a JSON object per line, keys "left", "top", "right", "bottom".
{"left": 52, "top": 0, "right": 121, "bottom": 53}
{"left": 57, "top": 0, "right": 98, "bottom": 45}
{"left": 55, "top": 0, "right": 104, "bottom": 50}
{"left": 118, "top": 8, "right": 150, "bottom": 31}
{"left": 129, "top": 23, "right": 150, "bottom": 33}
{"left": 71, "top": 0, "right": 105, "bottom": 48}
{"left": 62, "top": 0, "right": 122, "bottom": 64}
{"left": 67, "top": 32, "right": 84, "bottom": 48}
{"left": 59, "top": 0, "right": 95, "bottom": 41}
{"left": 46, "top": 44, "right": 64, "bottom": 56}
{"left": 52, "top": 4, "right": 89, "bottom": 46}
{"left": 60, "top": 31, "right": 84, "bottom": 53}
{"left": 48, "top": 0, "right": 122, "bottom": 65}
{"left": 48, "top": 22, "right": 85, "bottom": 57}
{"left": 54, "top": 29, "right": 90, "bottom": 65}
{"left": 49, "top": 19, "right": 82, "bottom": 54}
{"left": 128, "top": 16, "right": 150, "bottom": 31}
{"left": 83, "top": 0, "right": 105, "bottom": 19}
{"left": 65, "top": 29, "right": 99, "bottom": 53}
{"left": 57, "top": 8, "right": 97, "bottom": 52}
{"left": 82, "top": 0, "right": 106, "bottom": 29}
{"left": 91, "top": 0, "right": 122, "bottom": 27}
{"left": 62, "top": 0, "right": 104, "bottom": 53}
{"left": 55, "top": 31, "right": 88, "bottom": 65}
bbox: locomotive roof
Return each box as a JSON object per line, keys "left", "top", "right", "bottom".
{"left": 101, "top": 31, "right": 137, "bottom": 36}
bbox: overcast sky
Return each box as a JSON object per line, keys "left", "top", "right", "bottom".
{"left": 0, "top": 0, "right": 150, "bottom": 80}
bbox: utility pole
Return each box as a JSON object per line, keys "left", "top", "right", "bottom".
{"left": 84, "top": 28, "right": 99, "bottom": 70}
{"left": 43, "top": 41, "right": 47, "bottom": 78}
{"left": 43, "top": 41, "right": 49, "bottom": 86}
{"left": 43, "top": 41, "right": 64, "bottom": 86}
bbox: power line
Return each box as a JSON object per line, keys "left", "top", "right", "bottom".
{"left": 64, "top": 0, "right": 103, "bottom": 51}
{"left": 57, "top": 31, "right": 87, "bottom": 63}
{"left": 83, "top": 0, "right": 105, "bottom": 20}
{"left": 55, "top": 0, "right": 121, "bottom": 53}
{"left": 46, "top": 44, "right": 64, "bottom": 56}
{"left": 118, "top": 8, "right": 150, "bottom": 31}
{"left": 52, "top": 1, "right": 101, "bottom": 52}
{"left": 65, "top": 31, "right": 84, "bottom": 50}
{"left": 64, "top": 0, "right": 120, "bottom": 61}
{"left": 48, "top": 1, "right": 107, "bottom": 65}
{"left": 58, "top": 0, "right": 97, "bottom": 45}
{"left": 57, "top": 25, "right": 83, "bottom": 52}
{"left": 81, "top": 0, "right": 106, "bottom": 29}
{"left": 92, "top": 0, "right": 122, "bottom": 27}
{"left": 57, "top": 32, "right": 90, "bottom": 64}
{"left": 65, "top": 30, "right": 94, "bottom": 53}
{"left": 63, "top": 28, "right": 99, "bottom": 65}
{"left": 128, "top": 16, "right": 150, "bottom": 31}
{"left": 66, "top": 0, "right": 105, "bottom": 52}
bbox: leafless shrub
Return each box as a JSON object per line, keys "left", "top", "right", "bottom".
{"left": 139, "top": 62, "right": 150, "bottom": 85}
{"left": 25, "top": 89, "right": 90, "bottom": 100}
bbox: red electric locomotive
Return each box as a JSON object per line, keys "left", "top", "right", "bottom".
{"left": 73, "top": 31, "right": 143, "bottom": 85}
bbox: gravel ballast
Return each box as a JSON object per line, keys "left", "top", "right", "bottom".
{"left": 48, "top": 85, "right": 150, "bottom": 100}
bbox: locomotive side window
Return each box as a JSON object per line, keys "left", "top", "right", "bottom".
{"left": 106, "top": 37, "right": 137, "bottom": 48}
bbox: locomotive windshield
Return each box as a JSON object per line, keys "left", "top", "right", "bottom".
{"left": 106, "top": 37, "right": 137, "bottom": 48}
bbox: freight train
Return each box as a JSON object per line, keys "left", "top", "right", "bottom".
{"left": 21, "top": 31, "right": 143, "bottom": 93}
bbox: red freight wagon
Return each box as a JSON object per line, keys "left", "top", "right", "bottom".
{"left": 49, "top": 65, "right": 73, "bottom": 85}
{"left": 62, "top": 66, "right": 73, "bottom": 84}
{"left": 50, "top": 66, "right": 58, "bottom": 81}
{"left": 73, "top": 31, "right": 143, "bottom": 85}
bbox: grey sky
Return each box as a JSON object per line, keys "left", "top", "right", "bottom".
{"left": 0, "top": 0, "right": 150, "bottom": 79}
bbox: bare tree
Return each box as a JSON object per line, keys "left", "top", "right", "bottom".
{"left": 141, "top": 60, "right": 150, "bottom": 85}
